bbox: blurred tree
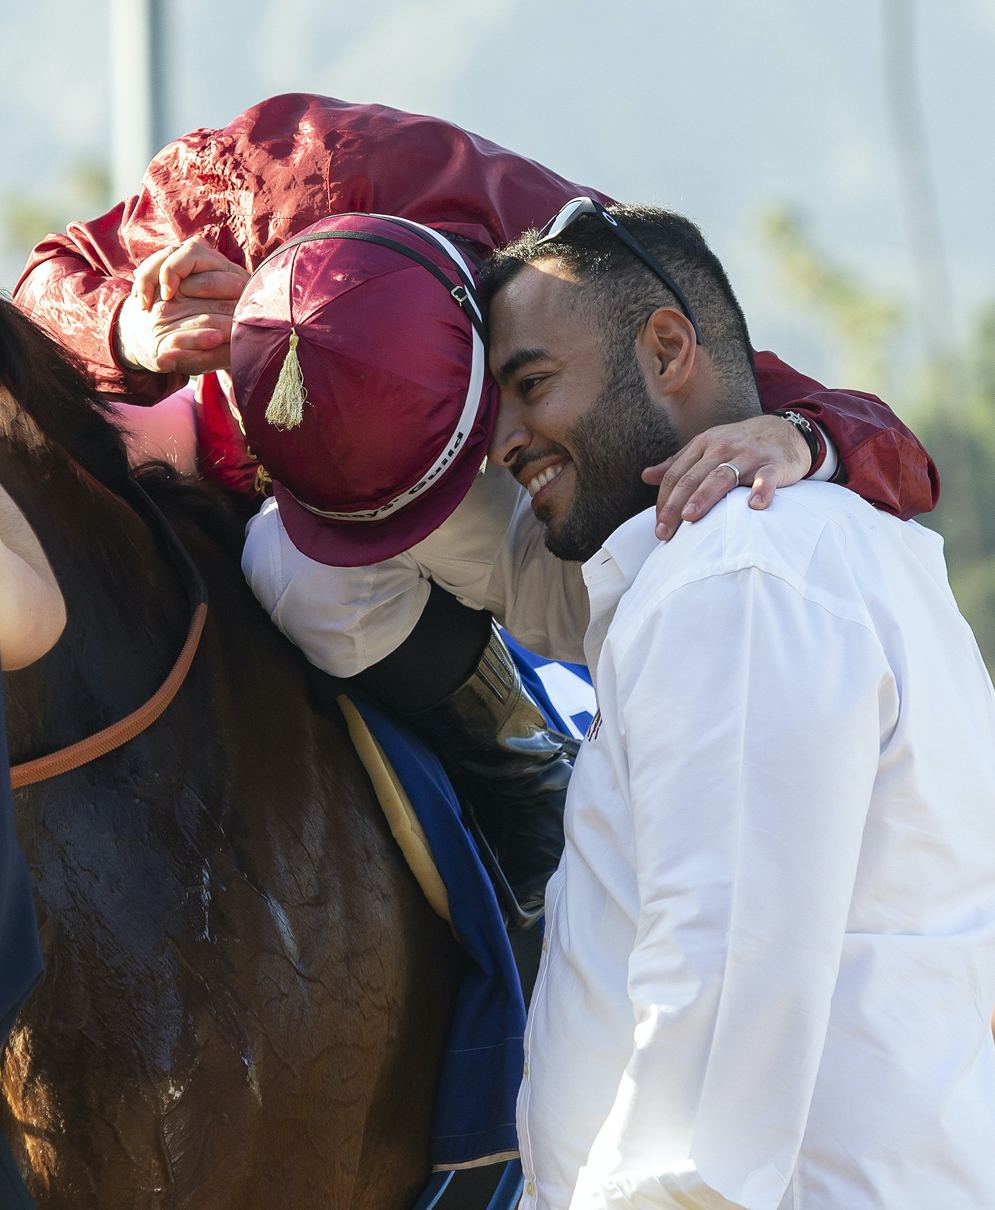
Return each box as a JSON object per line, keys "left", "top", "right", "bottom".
{"left": 759, "top": 206, "right": 904, "bottom": 399}
{"left": 876, "top": 0, "right": 994, "bottom": 666}
{"left": 912, "top": 306, "right": 995, "bottom": 669}
{"left": 2, "top": 197, "right": 63, "bottom": 252}
{"left": 761, "top": 207, "right": 995, "bottom": 673}
{"left": 1, "top": 160, "right": 110, "bottom": 264}
{"left": 975, "top": 303, "right": 995, "bottom": 423}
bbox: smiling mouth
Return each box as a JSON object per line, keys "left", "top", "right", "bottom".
{"left": 527, "top": 462, "right": 565, "bottom": 499}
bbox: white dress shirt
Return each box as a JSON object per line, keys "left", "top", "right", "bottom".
{"left": 519, "top": 482, "right": 995, "bottom": 1210}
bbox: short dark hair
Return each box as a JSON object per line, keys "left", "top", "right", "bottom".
{"left": 484, "top": 205, "right": 757, "bottom": 405}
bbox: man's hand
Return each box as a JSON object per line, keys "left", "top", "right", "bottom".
{"left": 643, "top": 413, "right": 812, "bottom": 541}
{"left": 115, "top": 239, "right": 249, "bottom": 375}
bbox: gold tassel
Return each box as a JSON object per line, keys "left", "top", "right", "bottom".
{"left": 253, "top": 463, "right": 273, "bottom": 497}
{"left": 264, "top": 330, "right": 307, "bottom": 429}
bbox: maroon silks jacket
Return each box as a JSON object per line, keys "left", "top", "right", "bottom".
{"left": 14, "top": 92, "right": 938, "bottom": 518}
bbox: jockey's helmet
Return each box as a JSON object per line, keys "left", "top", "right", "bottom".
{"left": 231, "top": 213, "right": 495, "bottom": 567}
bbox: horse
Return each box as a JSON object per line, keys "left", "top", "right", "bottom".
{"left": 0, "top": 299, "right": 463, "bottom": 1209}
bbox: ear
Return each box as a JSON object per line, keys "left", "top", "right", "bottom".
{"left": 636, "top": 307, "right": 698, "bottom": 402}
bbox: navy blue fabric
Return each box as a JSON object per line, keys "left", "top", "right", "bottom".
{"left": 350, "top": 697, "right": 526, "bottom": 1169}
{"left": 347, "top": 643, "right": 592, "bottom": 1168}
{"left": 501, "top": 633, "right": 595, "bottom": 739}
{"left": 0, "top": 666, "right": 43, "bottom": 1046}
{"left": 0, "top": 1134, "right": 32, "bottom": 1210}
{"left": 0, "top": 662, "right": 41, "bottom": 1209}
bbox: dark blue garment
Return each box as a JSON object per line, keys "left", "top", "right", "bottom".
{"left": 0, "top": 666, "right": 43, "bottom": 1046}
{"left": 349, "top": 697, "right": 525, "bottom": 1169}
{"left": 0, "top": 663, "right": 42, "bottom": 1209}
{"left": 0, "top": 1138, "right": 32, "bottom": 1210}
{"left": 347, "top": 642, "right": 593, "bottom": 1168}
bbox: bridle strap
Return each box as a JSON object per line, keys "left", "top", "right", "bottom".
{"left": 10, "top": 480, "right": 209, "bottom": 789}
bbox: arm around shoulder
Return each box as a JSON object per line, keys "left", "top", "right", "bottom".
{"left": 754, "top": 350, "right": 940, "bottom": 518}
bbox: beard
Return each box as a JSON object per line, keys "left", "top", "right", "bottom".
{"left": 524, "top": 353, "right": 681, "bottom": 562}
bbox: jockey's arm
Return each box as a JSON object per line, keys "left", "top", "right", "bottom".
{"left": 111, "top": 346, "right": 939, "bottom": 531}
{"left": 13, "top": 88, "right": 935, "bottom": 520}
{"left": 647, "top": 350, "right": 938, "bottom": 533}
{"left": 13, "top": 93, "right": 608, "bottom": 406}
{"left": 0, "top": 485, "right": 66, "bottom": 670}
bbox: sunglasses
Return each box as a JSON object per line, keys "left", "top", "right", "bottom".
{"left": 537, "top": 197, "right": 702, "bottom": 344}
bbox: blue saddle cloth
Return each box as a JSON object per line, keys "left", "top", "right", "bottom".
{"left": 348, "top": 639, "right": 595, "bottom": 1171}
{"left": 501, "top": 635, "right": 595, "bottom": 743}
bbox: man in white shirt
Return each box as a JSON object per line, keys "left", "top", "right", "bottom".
{"left": 483, "top": 201, "right": 995, "bottom": 1210}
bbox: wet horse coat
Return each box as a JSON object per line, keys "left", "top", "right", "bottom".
{"left": 0, "top": 305, "right": 461, "bottom": 1208}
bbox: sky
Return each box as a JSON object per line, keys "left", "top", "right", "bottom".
{"left": 1, "top": 0, "right": 993, "bottom": 395}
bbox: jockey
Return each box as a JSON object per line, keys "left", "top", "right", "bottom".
{"left": 15, "top": 94, "right": 939, "bottom": 921}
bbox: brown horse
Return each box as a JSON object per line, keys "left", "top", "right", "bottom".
{"left": 0, "top": 300, "right": 462, "bottom": 1209}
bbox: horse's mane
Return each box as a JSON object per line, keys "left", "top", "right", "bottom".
{"left": 0, "top": 297, "right": 131, "bottom": 490}
{"left": 0, "top": 297, "right": 247, "bottom": 561}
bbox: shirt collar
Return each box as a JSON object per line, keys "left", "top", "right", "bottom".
{"left": 580, "top": 507, "right": 660, "bottom": 676}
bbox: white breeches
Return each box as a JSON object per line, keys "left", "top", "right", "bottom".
{"left": 106, "top": 388, "right": 589, "bottom": 675}
{"left": 241, "top": 460, "right": 590, "bottom": 678}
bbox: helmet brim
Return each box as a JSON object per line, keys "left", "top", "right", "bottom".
{"left": 271, "top": 401, "right": 495, "bottom": 567}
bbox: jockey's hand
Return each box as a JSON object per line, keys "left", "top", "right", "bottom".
{"left": 643, "top": 413, "right": 812, "bottom": 541}
{"left": 115, "top": 239, "right": 249, "bottom": 375}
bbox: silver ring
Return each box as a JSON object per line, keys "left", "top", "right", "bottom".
{"left": 717, "top": 462, "right": 740, "bottom": 486}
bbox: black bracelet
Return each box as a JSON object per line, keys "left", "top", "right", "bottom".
{"left": 769, "top": 409, "right": 821, "bottom": 472}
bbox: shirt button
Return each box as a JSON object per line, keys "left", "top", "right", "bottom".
{"left": 526, "top": 1181, "right": 537, "bottom": 1196}
{"left": 542, "top": 937, "right": 548, "bottom": 953}
{"left": 523, "top": 1061, "right": 529, "bottom": 1077}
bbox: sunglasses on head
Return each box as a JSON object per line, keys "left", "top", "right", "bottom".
{"left": 537, "top": 197, "right": 702, "bottom": 344}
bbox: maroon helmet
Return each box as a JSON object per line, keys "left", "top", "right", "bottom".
{"left": 232, "top": 213, "right": 496, "bottom": 566}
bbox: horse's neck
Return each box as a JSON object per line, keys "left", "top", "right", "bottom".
{"left": 0, "top": 436, "right": 189, "bottom": 765}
